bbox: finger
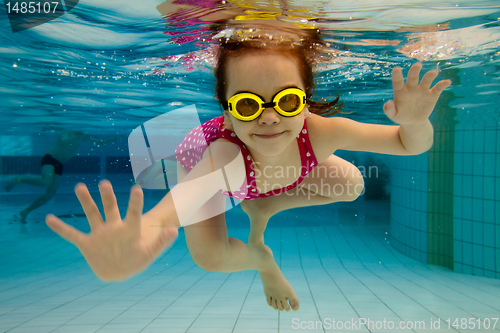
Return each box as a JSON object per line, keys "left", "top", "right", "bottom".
{"left": 74, "top": 183, "right": 103, "bottom": 231}
{"left": 146, "top": 227, "right": 179, "bottom": 259}
{"left": 430, "top": 79, "right": 452, "bottom": 96}
{"left": 46, "top": 214, "right": 86, "bottom": 248}
{"left": 383, "top": 100, "right": 397, "bottom": 120}
{"left": 391, "top": 67, "right": 405, "bottom": 92}
{"left": 98, "top": 180, "right": 121, "bottom": 225}
{"left": 124, "top": 185, "right": 144, "bottom": 233}
{"left": 406, "top": 62, "right": 423, "bottom": 88}
{"left": 420, "top": 69, "right": 438, "bottom": 90}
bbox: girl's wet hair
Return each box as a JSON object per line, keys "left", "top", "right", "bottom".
{"left": 213, "top": 28, "right": 343, "bottom": 117}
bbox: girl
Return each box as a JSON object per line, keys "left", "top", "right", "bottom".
{"left": 46, "top": 28, "right": 451, "bottom": 312}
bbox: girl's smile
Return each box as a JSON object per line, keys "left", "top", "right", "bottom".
{"left": 253, "top": 131, "right": 286, "bottom": 139}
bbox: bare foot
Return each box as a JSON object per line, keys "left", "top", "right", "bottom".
{"left": 258, "top": 244, "right": 300, "bottom": 311}
{"left": 5, "top": 177, "right": 20, "bottom": 192}
{"left": 242, "top": 199, "right": 299, "bottom": 310}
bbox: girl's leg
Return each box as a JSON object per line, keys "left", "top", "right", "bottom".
{"left": 183, "top": 192, "right": 300, "bottom": 311}
{"left": 174, "top": 161, "right": 299, "bottom": 311}
{"left": 184, "top": 192, "right": 268, "bottom": 273}
{"left": 243, "top": 155, "right": 364, "bottom": 245}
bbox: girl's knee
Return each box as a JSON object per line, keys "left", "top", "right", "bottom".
{"left": 189, "top": 242, "right": 229, "bottom": 272}
{"left": 325, "top": 167, "right": 364, "bottom": 202}
{"left": 346, "top": 175, "right": 364, "bottom": 201}
{"left": 342, "top": 167, "right": 364, "bottom": 201}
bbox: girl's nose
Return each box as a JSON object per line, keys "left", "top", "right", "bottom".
{"left": 258, "top": 107, "right": 280, "bottom": 125}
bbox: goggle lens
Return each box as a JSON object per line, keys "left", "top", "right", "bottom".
{"left": 236, "top": 98, "right": 260, "bottom": 116}
{"left": 278, "top": 93, "right": 301, "bottom": 112}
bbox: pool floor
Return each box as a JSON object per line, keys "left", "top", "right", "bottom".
{"left": 0, "top": 197, "right": 499, "bottom": 333}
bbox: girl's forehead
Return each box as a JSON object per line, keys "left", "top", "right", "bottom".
{"left": 225, "top": 52, "right": 304, "bottom": 96}
{"left": 228, "top": 51, "right": 298, "bottom": 68}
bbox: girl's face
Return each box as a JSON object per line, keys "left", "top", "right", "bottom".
{"left": 224, "top": 52, "right": 309, "bottom": 157}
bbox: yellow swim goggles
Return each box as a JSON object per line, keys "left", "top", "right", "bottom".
{"left": 222, "top": 87, "right": 307, "bottom": 122}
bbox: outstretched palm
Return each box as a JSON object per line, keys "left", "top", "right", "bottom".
{"left": 46, "top": 180, "right": 178, "bottom": 281}
{"left": 383, "top": 62, "right": 452, "bottom": 125}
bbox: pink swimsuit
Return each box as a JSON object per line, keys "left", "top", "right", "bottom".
{"left": 175, "top": 116, "right": 318, "bottom": 200}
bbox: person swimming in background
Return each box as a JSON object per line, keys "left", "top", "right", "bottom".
{"left": 44, "top": 24, "right": 451, "bottom": 312}
{"left": 5, "top": 130, "right": 119, "bottom": 224}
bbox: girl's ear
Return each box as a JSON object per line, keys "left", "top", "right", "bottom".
{"left": 223, "top": 110, "right": 234, "bottom": 131}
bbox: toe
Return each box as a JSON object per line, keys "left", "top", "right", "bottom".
{"left": 270, "top": 297, "right": 278, "bottom": 310}
{"left": 277, "top": 300, "right": 284, "bottom": 311}
{"left": 290, "top": 299, "right": 300, "bottom": 311}
{"left": 283, "top": 299, "right": 291, "bottom": 311}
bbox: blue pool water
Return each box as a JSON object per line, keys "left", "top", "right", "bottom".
{"left": 1, "top": 0, "right": 500, "bottom": 332}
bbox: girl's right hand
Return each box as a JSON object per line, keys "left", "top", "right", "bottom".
{"left": 46, "top": 180, "right": 178, "bottom": 281}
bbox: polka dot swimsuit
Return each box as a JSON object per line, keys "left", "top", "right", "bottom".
{"left": 175, "top": 116, "right": 318, "bottom": 200}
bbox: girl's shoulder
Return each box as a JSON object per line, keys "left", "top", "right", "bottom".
{"left": 305, "top": 113, "right": 341, "bottom": 138}
{"left": 205, "top": 116, "right": 241, "bottom": 150}
{"left": 306, "top": 114, "right": 345, "bottom": 162}
{"left": 203, "top": 138, "right": 245, "bottom": 170}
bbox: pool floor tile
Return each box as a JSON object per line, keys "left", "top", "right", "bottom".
{"left": 1, "top": 204, "right": 499, "bottom": 333}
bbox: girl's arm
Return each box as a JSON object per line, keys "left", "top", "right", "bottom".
{"left": 146, "top": 141, "right": 245, "bottom": 227}
{"left": 309, "top": 63, "right": 451, "bottom": 158}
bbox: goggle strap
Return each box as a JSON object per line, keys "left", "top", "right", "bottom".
{"left": 262, "top": 101, "right": 276, "bottom": 109}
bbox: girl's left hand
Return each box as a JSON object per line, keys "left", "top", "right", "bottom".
{"left": 383, "top": 62, "right": 452, "bottom": 125}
